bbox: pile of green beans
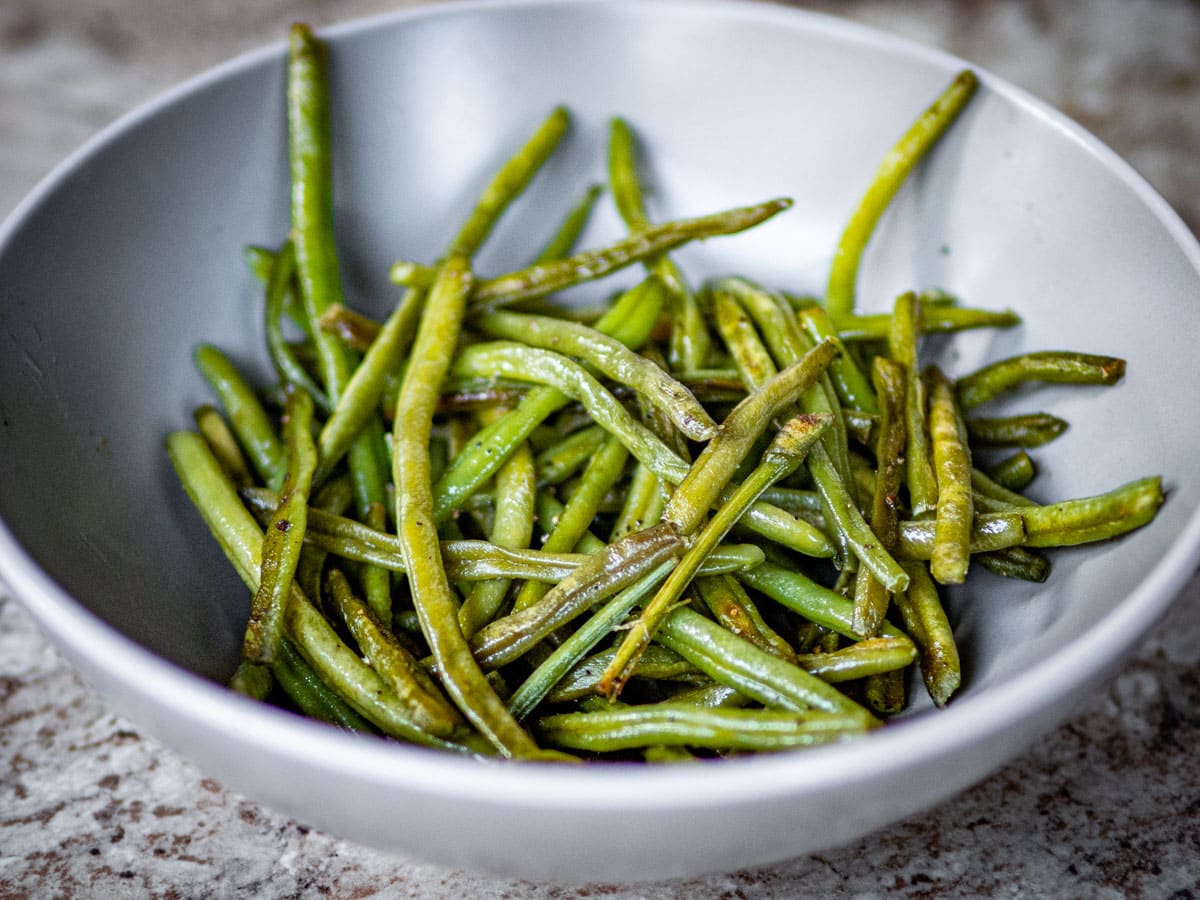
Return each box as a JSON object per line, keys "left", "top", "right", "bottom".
{"left": 168, "top": 24, "right": 1164, "bottom": 762}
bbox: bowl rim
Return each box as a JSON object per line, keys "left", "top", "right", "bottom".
{"left": 2, "top": 0, "right": 1200, "bottom": 815}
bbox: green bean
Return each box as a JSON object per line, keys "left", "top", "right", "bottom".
{"left": 263, "top": 240, "right": 331, "bottom": 410}
{"left": 655, "top": 607, "right": 877, "bottom": 724}
{"left": 602, "top": 413, "right": 831, "bottom": 697}
{"left": 1018, "top": 476, "right": 1163, "bottom": 547}
{"left": 243, "top": 485, "right": 757, "bottom": 580}
{"left": 432, "top": 276, "right": 664, "bottom": 521}
{"left": 896, "top": 511, "right": 1026, "bottom": 560}
{"left": 966, "top": 413, "right": 1068, "bottom": 448}
{"left": 475, "top": 310, "right": 717, "bottom": 441}
{"left": 893, "top": 561, "right": 960, "bottom": 707}
{"left": 797, "top": 306, "right": 879, "bottom": 414}
{"left": 737, "top": 561, "right": 914, "bottom": 645}
{"left": 970, "top": 466, "right": 1036, "bottom": 509}
{"left": 317, "top": 302, "right": 382, "bottom": 352}
{"left": 609, "top": 117, "right": 712, "bottom": 371}
{"left": 888, "top": 291, "right": 938, "bottom": 517}
{"left": 326, "top": 567, "right": 463, "bottom": 736}
{"left": 864, "top": 668, "right": 907, "bottom": 716}
{"left": 273, "top": 636, "right": 373, "bottom": 733}
{"left": 833, "top": 305, "right": 1021, "bottom": 342}
{"left": 392, "top": 256, "right": 539, "bottom": 757}
{"left": 711, "top": 286, "right": 779, "bottom": 391}
{"left": 193, "top": 404, "right": 254, "bottom": 489}
{"left": 825, "top": 69, "right": 978, "bottom": 317}
{"left": 955, "top": 351, "right": 1126, "bottom": 411}
{"left": 451, "top": 341, "right": 689, "bottom": 484}
{"left": 244, "top": 244, "right": 310, "bottom": 338}
{"left": 242, "top": 387, "right": 316, "bottom": 665}
{"left": 512, "top": 434, "right": 629, "bottom": 613}
{"left": 194, "top": 344, "right": 286, "bottom": 491}
{"left": 316, "top": 286, "right": 426, "bottom": 481}
{"left": 532, "top": 183, "right": 604, "bottom": 264}
{"left": 458, "top": 412, "right": 536, "bottom": 639}
{"left": 467, "top": 197, "right": 792, "bottom": 308}
{"left": 986, "top": 450, "right": 1037, "bottom": 492}
{"left": 975, "top": 546, "right": 1051, "bottom": 582}
{"left": 696, "top": 575, "right": 797, "bottom": 663}
{"left": 608, "top": 461, "right": 667, "bottom": 540}
{"left": 795, "top": 637, "right": 918, "bottom": 684}
{"left": 533, "top": 425, "right": 608, "bottom": 487}
{"left": 927, "top": 366, "right": 974, "bottom": 584}
{"left": 852, "top": 356, "right": 906, "bottom": 636}
{"left": 537, "top": 704, "right": 869, "bottom": 753}
{"left": 287, "top": 24, "right": 355, "bottom": 405}
{"left": 448, "top": 106, "right": 570, "bottom": 259}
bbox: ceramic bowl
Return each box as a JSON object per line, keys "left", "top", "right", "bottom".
{"left": 1, "top": 0, "right": 1198, "bottom": 882}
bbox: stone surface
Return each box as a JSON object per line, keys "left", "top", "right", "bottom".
{"left": 2, "top": 1, "right": 1199, "bottom": 896}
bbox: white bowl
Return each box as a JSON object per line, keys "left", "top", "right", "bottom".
{"left": 1, "top": 0, "right": 1198, "bottom": 882}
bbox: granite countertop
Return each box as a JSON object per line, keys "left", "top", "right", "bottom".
{"left": 2, "top": 1, "right": 1198, "bottom": 896}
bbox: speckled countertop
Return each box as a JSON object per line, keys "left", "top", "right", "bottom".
{"left": 2, "top": 1, "right": 1199, "bottom": 897}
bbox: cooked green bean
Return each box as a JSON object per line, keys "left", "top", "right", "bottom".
{"left": 896, "top": 511, "right": 1026, "bottom": 560}
{"left": 532, "top": 183, "right": 603, "bottom": 264}
{"left": 194, "top": 344, "right": 286, "bottom": 491}
{"left": 449, "top": 106, "right": 570, "bottom": 259}
{"left": 663, "top": 340, "right": 839, "bottom": 534}
{"left": 825, "top": 69, "right": 978, "bottom": 317}
{"left": 1018, "top": 476, "right": 1163, "bottom": 547}
{"left": 537, "top": 704, "right": 869, "bottom": 753}
{"left": 986, "top": 450, "right": 1037, "bottom": 492}
{"left": 975, "top": 546, "right": 1051, "bottom": 582}
{"left": 893, "top": 561, "right": 960, "bottom": 707}
{"left": 696, "top": 574, "right": 797, "bottom": 663}
{"left": 512, "top": 434, "right": 629, "bottom": 613}
{"left": 273, "top": 636, "right": 373, "bottom": 733}
{"left": 392, "top": 256, "right": 539, "bottom": 757}
{"left": 927, "top": 366, "right": 974, "bottom": 584}
{"left": 852, "top": 356, "right": 906, "bottom": 636}
{"left": 549, "top": 645, "right": 705, "bottom": 704}
{"left": 797, "top": 305, "right": 879, "bottom": 414}
{"left": 888, "top": 291, "right": 937, "bottom": 517}
{"left": 466, "top": 197, "right": 792, "bottom": 308}
{"left": 737, "top": 561, "right": 914, "bottom": 646}
{"left": 506, "top": 560, "right": 676, "bottom": 721}
{"left": 316, "top": 285, "right": 426, "bottom": 482}
{"left": 458, "top": 412, "right": 536, "bottom": 639}
{"left": 955, "top": 350, "right": 1126, "bottom": 411}
{"left": 833, "top": 305, "right": 1021, "bottom": 341}
{"left": 655, "top": 607, "right": 877, "bottom": 724}
{"left": 263, "top": 241, "right": 331, "bottom": 410}
{"left": 475, "top": 310, "right": 717, "bottom": 440}
{"left": 242, "top": 387, "right": 316, "bottom": 665}
{"left": 326, "top": 568, "right": 463, "bottom": 736}
{"left": 193, "top": 404, "right": 254, "bottom": 489}
{"left": 470, "top": 522, "right": 684, "bottom": 670}
{"left": 609, "top": 117, "right": 712, "bottom": 371}
{"left": 966, "top": 412, "right": 1068, "bottom": 448}
{"left": 795, "top": 637, "right": 917, "bottom": 684}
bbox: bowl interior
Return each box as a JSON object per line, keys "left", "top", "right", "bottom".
{"left": 1, "top": 0, "right": 1199, "bottom": 879}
